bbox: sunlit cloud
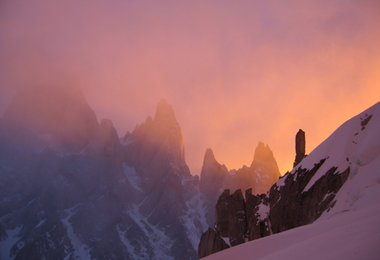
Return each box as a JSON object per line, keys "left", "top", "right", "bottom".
{"left": 1, "top": 0, "right": 379, "bottom": 174}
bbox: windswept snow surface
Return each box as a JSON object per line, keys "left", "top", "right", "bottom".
{"left": 204, "top": 204, "right": 380, "bottom": 260}
{"left": 205, "top": 102, "right": 380, "bottom": 260}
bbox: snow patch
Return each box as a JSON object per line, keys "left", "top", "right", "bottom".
{"left": 35, "top": 219, "right": 46, "bottom": 228}
{"left": 275, "top": 174, "right": 288, "bottom": 190}
{"left": 116, "top": 224, "right": 148, "bottom": 260}
{"left": 255, "top": 203, "right": 270, "bottom": 223}
{"left": 181, "top": 192, "right": 208, "bottom": 251}
{"left": 62, "top": 206, "right": 91, "bottom": 259}
{"left": 128, "top": 205, "right": 174, "bottom": 260}
{"left": 221, "top": 237, "right": 231, "bottom": 247}
{"left": 205, "top": 203, "right": 380, "bottom": 260}
{"left": 123, "top": 163, "right": 143, "bottom": 192}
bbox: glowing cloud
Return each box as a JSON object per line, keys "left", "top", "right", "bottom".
{"left": 0, "top": 0, "right": 379, "bottom": 174}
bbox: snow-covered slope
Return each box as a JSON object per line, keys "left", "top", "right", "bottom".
{"left": 204, "top": 102, "right": 380, "bottom": 259}
{"left": 204, "top": 203, "right": 380, "bottom": 260}
{"left": 294, "top": 102, "right": 379, "bottom": 192}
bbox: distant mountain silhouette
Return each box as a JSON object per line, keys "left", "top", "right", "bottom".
{"left": 0, "top": 86, "right": 282, "bottom": 259}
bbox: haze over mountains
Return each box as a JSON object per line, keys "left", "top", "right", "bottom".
{"left": 0, "top": 86, "right": 280, "bottom": 259}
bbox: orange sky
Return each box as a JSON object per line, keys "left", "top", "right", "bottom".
{"left": 0, "top": 0, "right": 379, "bottom": 174}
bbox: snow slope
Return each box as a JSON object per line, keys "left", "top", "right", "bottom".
{"left": 296, "top": 102, "right": 380, "bottom": 192}
{"left": 204, "top": 203, "right": 380, "bottom": 260}
{"left": 205, "top": 102, "right": 380, "bottom": 259}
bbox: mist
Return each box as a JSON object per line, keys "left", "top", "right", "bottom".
{"left": 1, "top": 0, "right": 379, "bottom": 174}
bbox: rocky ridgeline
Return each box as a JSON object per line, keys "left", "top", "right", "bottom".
{"left": 198, "top": 130, "right": 350, "bottom": 258}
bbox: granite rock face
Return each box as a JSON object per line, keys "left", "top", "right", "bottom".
{"left": 215, "top": 189, "right": 246, "bottom": 246}
{"left": 269, "top": 162, "right": 350, "bottom": 233}
{"left": 197, "top": 228, "right": 229, "bottom": 259}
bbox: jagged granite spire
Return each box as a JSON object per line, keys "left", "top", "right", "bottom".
{"left": 126, "top": 99, "right": 187, "bottom": 170}
{"left": 244, "top": 142, "right": 280, "bottom": 194}
{"left": 200, "top": 148, "right": 228, "bottom": 195}
{"left": 199, "top": 148, "right": 229, "bottom": 224}
{"left": 251, "top": 142, "right": 279, "bottom": 169}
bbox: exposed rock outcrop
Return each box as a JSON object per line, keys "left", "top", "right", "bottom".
{"left": 269, "top": 163, "right": 349, "bottom": 233}
{"left": 294, "top": 129, "right": 306, "bottom": 167}
{"left": 215, "top": 189, "right": 247, "bottom": 246}
{"left": 198, "top": 228, "right": 229, "bottom": 259}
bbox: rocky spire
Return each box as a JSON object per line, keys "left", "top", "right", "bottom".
{"left": 249, "top": 142, "right": 281, "bottom": 194}
{"left": 202, "top": 149, "right": 218, "bottom": 169}
{"left": 294, "top": 129, "right": 306, "bottom": 167}
{"left": 200, "top": 149, "right": 228, "bottom": 195}
{"left": 199, "top": 148, "right": 229, "bottom": 224}
{"left": 152, "top": 99, "right": 185, "bottom": 161}
{"left": 251, "top": 142, "right": 278, "bottom": 169}
{"left": 123, "top": 99, "right": 190, "bottom": 180}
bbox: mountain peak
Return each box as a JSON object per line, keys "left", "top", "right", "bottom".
{"left": 204, "top": 148, "right": 216, "bottom": 164}
{"left": 200, "top": 148, "right": 228, "bottom": 201}
{"left": 125, "top": 99, "right": 189, "bottom": 177}
{"left": 250, "top": 142, "right": 281, "bottom": 191}
{"left": 3, "top": 85, "right": 99, "bottom": 151}
{"left": 252, "top": 142, "right": 273, "bottom": 163}
{"left": 154, "top": 99, "right": 177, "bottom": 124}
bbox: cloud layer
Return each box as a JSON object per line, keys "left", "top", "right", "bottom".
{"left": 1, "top": 0, "right": 379, "bottom": 174}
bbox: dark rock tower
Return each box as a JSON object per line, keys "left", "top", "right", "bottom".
{"left": 294, "top": 129, "right": 306, "bottom": 167}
